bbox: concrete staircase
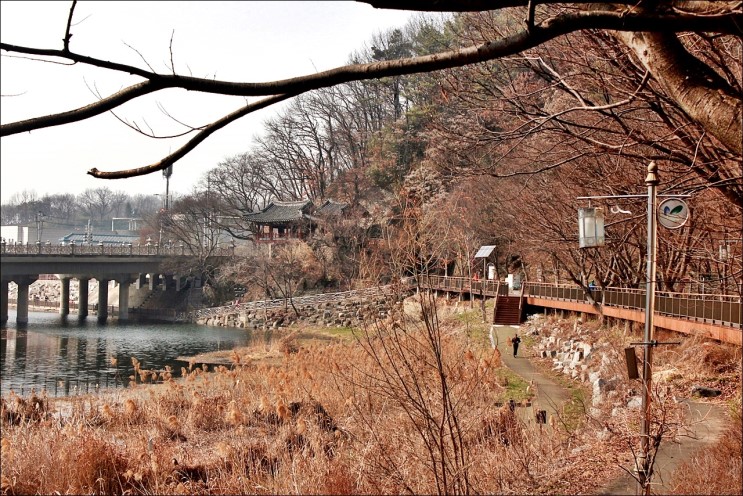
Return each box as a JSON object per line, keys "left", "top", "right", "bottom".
{"left": 493, "top": 296, "right": 523, "bottom": 325}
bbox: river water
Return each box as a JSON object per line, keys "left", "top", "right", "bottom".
{"left": 1, "top": 310, "right": 253, "bottom": 397}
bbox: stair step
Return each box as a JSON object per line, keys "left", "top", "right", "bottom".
{"left": 494, "top": 296, "right": 524, "bottom": 324}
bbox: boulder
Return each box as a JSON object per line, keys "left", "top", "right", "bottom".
{"left": 690, "top": 385, "right": 722, "bottom": 397}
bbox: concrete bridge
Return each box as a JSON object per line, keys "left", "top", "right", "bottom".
{"left": 0, "top": 241, "right": 233, "bottom": 324}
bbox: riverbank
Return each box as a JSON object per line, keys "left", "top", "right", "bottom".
{"left": 177, "top": 326, "right": 353, "bottom": 366}
{"left": 2, "top": 298, "right": 739, "bottom": 495}
{"left": 7, "top": 279, "right": 100, "bottom": 304}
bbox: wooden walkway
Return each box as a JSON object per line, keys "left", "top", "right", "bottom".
{"left": 418, "top": 276, "right": 742, "bottom": 345}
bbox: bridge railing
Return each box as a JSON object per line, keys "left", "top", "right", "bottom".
{"left": 524, "top": 282, "right": 741, "bottom": 328}
{"left": 419, "top": 275, "right": 509, "bottom": 296}
{"left": 1, "top": 241, "right": 235, "bottom": 257}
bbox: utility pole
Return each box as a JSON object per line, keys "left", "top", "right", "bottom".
{"left": 159, "top": 165, "right": 173, "bottom": 248}
{"left": 638, "top": 161, "right": 659, "bottom": 496}
{"left": 35, "top": 211, "right": 44, "bottom": 242}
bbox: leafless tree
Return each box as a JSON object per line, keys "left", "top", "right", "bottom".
{"left": 159, "top": 192, "right": 227, "bottom": 294}
{"left": 76, "top": 187, "right": 127, "bottom": 226}
{"left": 1, "top": 1, "right": 738, "bottom": 185}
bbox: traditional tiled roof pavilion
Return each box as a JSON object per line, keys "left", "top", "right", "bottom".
{"left": 244, "top": 199, "right": 350, "bottom": 242}
{"left": 243, "top": 200, "right": 317, "bottom": 242}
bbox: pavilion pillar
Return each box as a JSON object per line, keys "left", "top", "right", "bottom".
{"left": 78, "top": 278, "right": 90, "bottom": 318}
{"left": 97, "top": 278, "right": 110, "bottom": 322}
{"left": 59, "top": 277, "right": 70, "bottom": 316}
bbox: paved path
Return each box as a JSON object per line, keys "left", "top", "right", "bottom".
{"left": 490, "top": 324, "right": 728, "bottom": 495}
{"left": 599, "top": 400, "right": 727, "bottom": 495}
{"left": 490, "top": 325, "right": 571, "bottom": 421}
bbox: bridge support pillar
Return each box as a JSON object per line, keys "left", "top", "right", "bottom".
{"left": 163, "top": 274, "right": 173, "bottom": 291}
{"left": 116, "top": 278, "right": 132, "bottom": 321}
{"left": 59, "top": 277, "right": 70, "bottom": 316}
{"left": 135, "top": 273, "right": 147, "bottom": 290}
{"left": 175, "top": 275, "right": 184, "bottom": 291}
{"left": 149, "top": 273, "right": 159, "bottom": 291}
{"left": 1, "top": 279, "right": 8, "bottom": 324}
{"left": 97, "top": 279, "right": 110, "bottom": 322}
{"left": 14, "top": 275, "right": 38, "bottom": 325}
{"left": 78, "top": 278, "right": 89, "bottom": 318}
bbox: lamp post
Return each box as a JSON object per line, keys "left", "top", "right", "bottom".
{"left": 638, "top": 161, "right": 658, "bottom": 496}
{"left": 577, "top": 162, "right": 687, "bottom": 496}
{"left": 36, "top": 211, "right": 45, "bottom": 242}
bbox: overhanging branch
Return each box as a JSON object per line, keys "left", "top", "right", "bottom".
{"left": 2, "top": 9, "right": 739, "bottom": 139}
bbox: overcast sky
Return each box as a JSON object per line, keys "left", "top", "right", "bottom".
{"left": 0, "top": 1, "right": 414, "bottom": 201}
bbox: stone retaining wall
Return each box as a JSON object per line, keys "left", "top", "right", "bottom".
{"left": 196, "top": 293, "right": 402, "bottom": 330}
{"left": 523, "top": 315, "right": 640, "bottom": 415}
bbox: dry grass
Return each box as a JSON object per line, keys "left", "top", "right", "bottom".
{"left": 3, "top": 301, "right": 734, "bottom": 495}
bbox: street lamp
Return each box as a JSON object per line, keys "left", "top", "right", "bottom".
{"left": 36, "top": 211, "right": 45, "bottom": 242}
{"left": 578, "top": 207, "right": 605, "bottom": 248}
{"left": 578, "top": 162, "right": 689, "bottom": 496}
{"left": 638, "top": 162, "right": 659, "bottom": 496}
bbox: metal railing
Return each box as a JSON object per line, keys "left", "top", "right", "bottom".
{"left": 419, "top": 275, "right": 510, "bottom": 297}
{"left": 0, "top": 241, "right": 235, "bottom": 257}
{"left": 524, "top": 282, "right": 741, "bottom": 328}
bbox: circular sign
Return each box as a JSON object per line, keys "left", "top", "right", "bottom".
{"left": 658, "top": 198, "right": 689, "bottom": 229}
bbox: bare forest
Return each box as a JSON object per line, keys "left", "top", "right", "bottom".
{"left": 1, "top": 2, "right": 741, "bottom": 495}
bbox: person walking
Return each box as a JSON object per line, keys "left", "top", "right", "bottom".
{"left": 511, "top": 333, "right": 521, "bottom": 357}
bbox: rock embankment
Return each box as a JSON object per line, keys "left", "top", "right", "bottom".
{"left": 196, "top": 293, "right": 402, "bottom": 330}
{"left": 522, "top": 315, "right": 643, "bottom": 416}
{"left": 8, "top": 279, "right": 101, "bottom": 306}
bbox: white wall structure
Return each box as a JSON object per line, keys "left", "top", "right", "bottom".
{"left": 1, "top": 225, "right": 28, "bottom": 244}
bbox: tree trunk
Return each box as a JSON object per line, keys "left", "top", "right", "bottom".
{"left": 614, "top": 31, "right": 742, "bottom": 155}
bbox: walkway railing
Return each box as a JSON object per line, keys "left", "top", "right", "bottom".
{"left": 419, "top": 275, "right": 510, "bottom": 297}
{"left": 0, "top": 241, "right": 235, "bottom": 257}
{"left": 524, "top": 282, "right": 741, "bottom": 328}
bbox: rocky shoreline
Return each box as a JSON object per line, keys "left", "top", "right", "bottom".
{"left": 195, "top": 293, "right": 403, "bottom": 330}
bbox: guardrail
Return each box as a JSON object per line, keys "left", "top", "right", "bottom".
{"left": 0, "top": 241, "right": 235, "bottom": 257}
{"left": 419, "top": 275, "right": 510, "bottom": 297}
{"left": 192, "top": 285, "right": 401, "bottom": 320}
{"left": 524, "top": 282, "right": 741, "bottom": 328}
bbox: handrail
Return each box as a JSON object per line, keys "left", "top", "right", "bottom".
{"left": 0, "top": 242, "right": 235, "bottom": 257}
{"left": 523, "top": 281, "right": 740, "bottom": 327}
{"left": 417, "top": 276, "right": 741, "bottom": 328}
{"left": 523, "top": 282, "right": 740, "bottom": 304}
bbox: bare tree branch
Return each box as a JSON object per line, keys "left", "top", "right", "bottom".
{"left": 1, "top": 9, "right": 738, "bottom": 139}
{"left": 87, "top": 92, "right": 297, "bottom": 179}
{"left": 62, "top": 0, "right": 76, "bottom": 52}
{"left": 1, "top": 1, "right": 740, "bottom": 181}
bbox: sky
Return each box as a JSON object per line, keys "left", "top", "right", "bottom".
{"left": 0, "top": 1, "right": 415, "bottom": 202}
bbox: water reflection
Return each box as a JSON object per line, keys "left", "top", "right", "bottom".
{"left": 1, "top": 310, "right": 255, "bottom": 397}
